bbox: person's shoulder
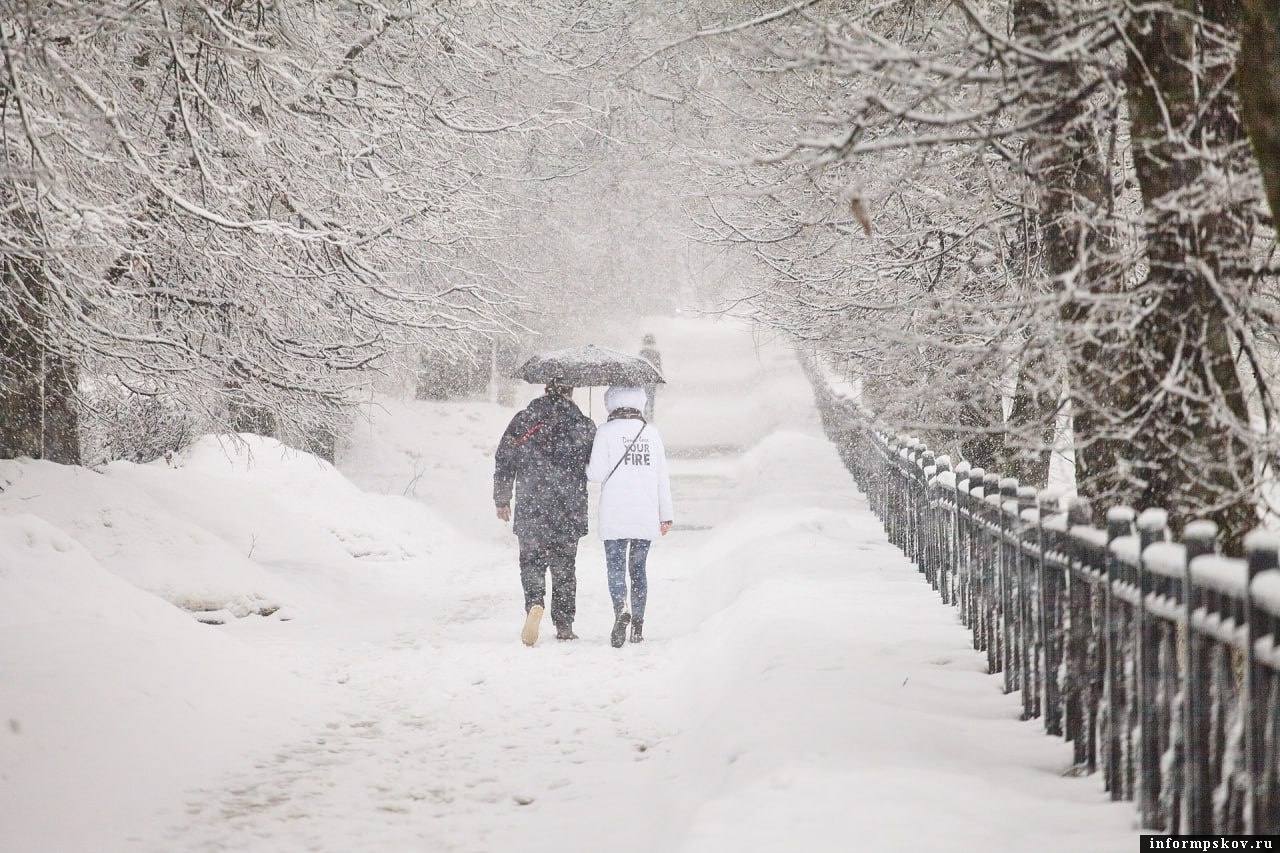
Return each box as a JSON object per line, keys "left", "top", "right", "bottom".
{"left": 567, "top": 404, "right": 594, "bottom": 428}
{"left": 507, "top": 403, "right": 536, "bottom": 426}
{"left": 520, "top": 395, "right": 548, "bottom": 415}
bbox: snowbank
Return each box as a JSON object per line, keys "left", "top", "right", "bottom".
{"left": 0, "top": 514, "right": 313, "bottom": 852}
{"left": 0, "top": 457, "right": 286, "bottom": 617}
{"left": 0, "top": 434, "right": 467, "bottom": 621}
{"left": 141, "top": 434, "right": 466, "bottom": 566}
{"left": 0, "top": 433, "right": 470, "bottom": 850}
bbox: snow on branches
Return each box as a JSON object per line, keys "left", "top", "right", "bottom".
{"left": 634, "top": 0, "right": 1277, "bottom": 544}
{"left": 0, "top": 0, "right": 624, "bottom": 459}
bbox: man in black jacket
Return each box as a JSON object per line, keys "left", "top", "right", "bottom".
{"left": 493, "top": 382, "right": 596, "bottom": 644}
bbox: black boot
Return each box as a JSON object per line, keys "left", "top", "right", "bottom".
{"left": 630, "top": 618, "right": 643, "bottom": 644}
{"left": 555, "top": 624, "right": 578, "bottom": 641}
{"left": 610, "top": 611, "right": 631, "bottom": 648}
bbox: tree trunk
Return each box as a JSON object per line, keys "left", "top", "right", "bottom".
{"left": 1, "top": 241, "right": 81, "bottom": 464}
{"left": 1122, "top": 0, "right": 1255, "bottom": 548}
{"left": 1010, "top": 0, "right": 1129, "bottom": 505}
{"left": 1239, "top": 0, "right": 1280, "bottom": 222}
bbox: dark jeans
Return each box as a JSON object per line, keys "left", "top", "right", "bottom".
{"left": 519, "top": 537, "right": 578, "bottom": 629}
{"left": 604, "top": 538, "right": 651, "bottom": 621}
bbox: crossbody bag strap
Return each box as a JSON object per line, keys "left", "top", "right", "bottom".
{"left": 602, "top": 424, "right": 646, "bottom": 487}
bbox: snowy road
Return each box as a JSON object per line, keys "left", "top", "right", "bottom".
{"left": 147, "top": 319, "right": 1135, "bottom": 853}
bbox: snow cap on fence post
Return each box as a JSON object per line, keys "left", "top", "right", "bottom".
{"left": 1183, "top": 520, "right": 1218, "bottom": 561}
{"left": 1137, "top": 508, "right": 1168, "bottom": 549}
{"left": 935, "top": 455, "right": 952, "bottom": 473}
{"left": 1105, "top": 506, "right": 1135, "bottom": 542}
{"left": 983, "top": 472, "right": 1000, "bottom": 499}
{"left": 954, "top": 459, "right": 970, "bottom": 479}
{"left": 1244, "top": 531, "right": 1280, "bottom": 574}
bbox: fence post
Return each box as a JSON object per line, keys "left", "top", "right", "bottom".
{"left": 904, "top": 439, "right": 918, "bottom": 562}
{"left": 910, "top": 440, "right": 925, "bottom": 567}
{"left": 1136, "top": 508, "right": 1168, "bottom": 828}
{"left": 935, "top": 455, "right": 953, "bottom": 602}
{"left": 965, "top": 467, "right": 985, "bottom": 638}
{"left": 1039, "top": 490, "right": 1063, "bottom": 736}
{"left": 1182, "top": 519, "right": 1217, "bottom": 833}
{"left": 898, "top": 437, "right": 908, "bottom": 547}
{"left": 921, "top": 440, "right": 931, "bottom": 568}
{"left": 999, "top": 477, "right": 1020, "bottom": 692}
{"left": 1103, "top": 506, "right": 1135, "bottom": 797}
{"left": 892, "top": 436, "right": 906, "bottom": 551}
{"left": 1242, "top": 532, "right": 1278, "bottom": 834}
{"left": 878, "top": 434, "right": 889, "bottom": 520}
{"left": 923, "top": 450, "right": 938, "bottom": 587}
{"left": 883, "top": 437, "right": 895, "bottom": 542}
{"left": 952, "top": 460, "right": 969, "bottom": 609}
{"left": 1064, "top": 498, "right": 1095, "bottom": 768}
{"left": 983, "top": 472, "right": 1000, "bottom": 671}
{"left": 1017, "top": 485, "right": 1038, "bottom": 720}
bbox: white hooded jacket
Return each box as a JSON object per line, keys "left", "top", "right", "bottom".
{"left": 586, "top": 387, "right": 674, "bottom": 541}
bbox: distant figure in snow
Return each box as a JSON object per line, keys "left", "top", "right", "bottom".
{"left": 587, "top": 386, "right": 674, "bottom": 647}
{"left": 639, "top": 334, "right": 662, "bottom": 421}
{"left": 494, "top": 381, "right": 596, "bottom": 645}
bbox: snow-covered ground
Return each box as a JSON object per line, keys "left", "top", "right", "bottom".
{"left": 2, "top": 317, "right": 1136, "bottom": 852}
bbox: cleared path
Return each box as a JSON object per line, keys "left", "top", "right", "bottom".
{"left": 158, "top": 319, "right": 1135, "bottom": 852}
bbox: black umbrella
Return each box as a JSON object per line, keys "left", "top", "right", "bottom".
{"left": 516, "top": 344, "right": 665, "bottom": 387}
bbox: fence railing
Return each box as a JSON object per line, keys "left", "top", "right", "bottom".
{"left": 807, "top": 368, "right": 1280, "bottom": 835}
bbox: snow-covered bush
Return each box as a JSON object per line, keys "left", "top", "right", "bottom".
{"left": 80, "top": 379, "right": 198, "bottom": 467}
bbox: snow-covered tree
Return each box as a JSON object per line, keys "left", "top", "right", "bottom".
{"left": 631, "top": 0, "right": 1276, "bottom": 545}
{"left": 0, "top": 0, "right": 627, "bottom": 462}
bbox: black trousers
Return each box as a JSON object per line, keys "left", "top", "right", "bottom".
{"left": 519, "top": 537, "right": 578, "bottom": 629}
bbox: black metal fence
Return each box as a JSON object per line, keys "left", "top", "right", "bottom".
{"left": 808, "top": 372, "right": 1280, "bottom": 834}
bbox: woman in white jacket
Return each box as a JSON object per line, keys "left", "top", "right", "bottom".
{"left": 586, "top": 386, "right": 674, "bottom": 647}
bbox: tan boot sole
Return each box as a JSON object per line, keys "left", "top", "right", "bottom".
{"left": 521, "top": 605, "right": 544, "bottom": 646}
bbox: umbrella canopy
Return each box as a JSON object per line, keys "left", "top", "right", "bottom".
{"left": 516, "top": 344, "right": 665, "bottom": 387}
